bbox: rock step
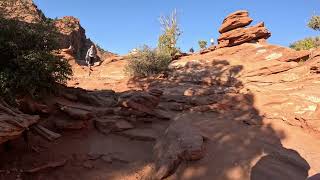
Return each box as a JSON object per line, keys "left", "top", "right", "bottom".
{"left": 118, "top": 128, "right": 159, "bottom": 141}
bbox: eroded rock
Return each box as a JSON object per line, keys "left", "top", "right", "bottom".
{"left": 55, "top": 119, "right": 88, "bottom": 130}
{"left": 120, "top": 128, "right": 158, "bottom": 141}
{"left": 0, "top": 100, "right": 39, "bottom": 144}
{"left": 95, "top": 116, "right": 134, "bottom": 135}
{"left": 58, "top": 105, "right": 92, "bottom": 120}
{"left": 153, "top": 119, "right": 205, "bottom": 179}
{"left": 118, "top": 90, "right": 161, "bottom": 114}
{"left": 219, "top": 10, "right": 253, "bottom": 33}
{"left": 218, "top": 22, "right": 271, "bottom": 48}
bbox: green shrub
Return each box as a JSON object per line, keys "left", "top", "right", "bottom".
{"left": 125, "top": 46, "right": 171, "bottom": 77}
{"left": 0, "top": 17, "right": 72, "bottom": 101}
{"left": 158, "top": 9, "right": 181, "bottom": 57}
{"left": 289, "top": 37, "right": 320, "bottom": 50}
{"left": 308, "top": 16, "right": 320, "bottom": 31}
{"left": 198, "top": 40, "right": 207, "bottom": 49}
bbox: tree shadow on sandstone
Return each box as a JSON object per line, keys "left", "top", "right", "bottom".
{"left": 127, "top": 59, "right": 310, "bottom": 180}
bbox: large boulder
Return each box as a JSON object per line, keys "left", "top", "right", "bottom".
{"left": 219, "top": 10, "right": 253, "bottom": 33}
{"left": 153, "top": 119, "right": 206, "bottom": 179}
{"left": 218, "top": 22, "right": 271, "bottom": 48}
{"left": 118, "top": 90, "right": 162, "bottom": 114}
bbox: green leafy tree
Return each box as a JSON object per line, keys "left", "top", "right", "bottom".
{"left": 0, "top": 17, "right": 72, "bottom": 101}
{"left": 198, "top": 40, "right": 208, "bottom": 49}
{"left": 308, "top": 15, "right": 320, "bottom": 31}
{"left": 289, "top": 15, "right": 320, "bottom": 50}
{"left": 158, "top": 9, "right": 181, "bottom": 57}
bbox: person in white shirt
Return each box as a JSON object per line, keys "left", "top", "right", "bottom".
{"left": 85, "top": 45, "right": 97, "bottom": 68}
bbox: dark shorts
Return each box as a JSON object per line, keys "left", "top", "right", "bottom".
{"left": 89, "top": 57, "right": 94, "bottom": 65}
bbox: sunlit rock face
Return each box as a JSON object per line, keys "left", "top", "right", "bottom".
{"left": 217, "top": 10, "right": 271, "bottom": 48}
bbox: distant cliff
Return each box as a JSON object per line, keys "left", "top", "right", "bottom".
{"left": 0, "top": 0, "right": 115, "bottom": 60}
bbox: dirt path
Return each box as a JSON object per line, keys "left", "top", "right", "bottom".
{"left": 1, "top": 43, "right": 320, "bottom": 180}
{"left": 0, "top": 125, "right": 155, "bottom": 180}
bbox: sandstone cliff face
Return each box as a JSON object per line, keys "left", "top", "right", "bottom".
{"left": 169, "top": 43, "right": 320, "bottom": 133}
{"left": 217, "top": 10, "right": 271, "bottom": 48}
{"left": 0, "top": 0, "right": 114, "bottom": 61}
{"left": 0, "top": 0, "right": 45, "bottom": 23}
{"left": 53, "top": 16, "right": 90, "bottom": 58}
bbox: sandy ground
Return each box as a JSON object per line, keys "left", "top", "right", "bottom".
{"left": 1, "top": 44, "right": 320, "bottom": 180}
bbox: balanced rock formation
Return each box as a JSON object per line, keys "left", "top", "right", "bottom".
{"left": 219, "top": 10, "right": 253, "bottom": 33}
{"left": 217, "top": 10, "right": 271, "bottom": 48}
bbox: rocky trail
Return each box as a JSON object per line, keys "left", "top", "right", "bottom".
{"left": 0, "top": 4, "right": 320, "bottom": 180}
{"left": 2, "top": 42, "right": 320, "bottom": 180}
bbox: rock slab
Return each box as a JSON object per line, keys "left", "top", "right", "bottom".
{"left": 218, "top": 22, "right": 271, "bottom": 48}
{"left": 219, "top": 10, "right": 253, "bottom": 33}
{"left": 153, "top": 120, "right": 205, "bottom": 179}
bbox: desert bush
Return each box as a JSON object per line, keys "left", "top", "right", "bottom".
{"left": 290, "top": 15, "right": 320, "bottom": 51}
{"left": 158, "top": 9, "right": 181, "bottom": 57}
{"left": 289, "top": 37, "right": 320, "bottom": 50}
{"left": 125, "top": 46, "right": 171, "bottom": 77}
{"left": 198, "top": 40, "right": 207, "bottom": 49}
{"left": 0, "top": 17, "right": 72, "bottom": 101}
{"left": 308, "top": 16, "right": 320, "bottom": 31}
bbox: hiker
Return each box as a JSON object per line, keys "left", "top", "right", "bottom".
{"left": 210, "top": 38, "right": 215, "bottom": 46}
{"left": 189, "top": 48, "right": 194, "bottom": 53}
{"left": 85, "top": 45, "right": 97, "bottom": 67}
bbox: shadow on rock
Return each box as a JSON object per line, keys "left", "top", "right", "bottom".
{"left": 251, "top": 149, "right": 310, "bottom": 180}
{"left": 127, "top": 59, "right": 311, "bottom": 180}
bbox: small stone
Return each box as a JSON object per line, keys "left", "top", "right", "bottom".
{"left": 101, "top": 155, "right": 113, "bottom": 163}
{"left": 59, "top": 105, "right": 92, "bottom": 120}
{"left": 111, "top": 154, "right": 130, "bottom": 164}
{"left": 115, "top": 120, "right": 134, "bottom": 130}
{"left": 55, "top": 119, "right": 87, "bottom": 130}
{"left": 82, "top": 161, "right": 94, "bottom": 169}
{"left": 184, "top": 89, "right": 195, "bottom": 96}
{"left": 87, "top": 153, "right": 103, "bottom": 160}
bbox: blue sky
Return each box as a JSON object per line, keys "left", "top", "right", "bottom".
{"left": 34, "top": 0, "right": 320, "bottom": 55}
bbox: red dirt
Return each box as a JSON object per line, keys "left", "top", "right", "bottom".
{"left": 1, "top": 43, "right": 320, "bottom": 180}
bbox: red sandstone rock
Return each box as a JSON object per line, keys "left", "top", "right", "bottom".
{"left": 118, "top": 91, "right": 161, "bottom": 114}
{"left": 218, "top": 22, "right": 271, "bottom": 48}
{"left": 95, "top": 116, "right": 134, "bottom": 135}
{"left": 219, "top": 10, "right": 253, "bottom": 33}
{"left": 0, "top": 0, "right": 45, "bottom": 23}
{"left": 153, "top": 119, "right": 205, "bottom": 179}
{"left": 277, "top": 50, "right": 310, "bottom": 62}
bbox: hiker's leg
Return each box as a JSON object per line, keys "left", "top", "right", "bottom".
{"left": 90, "top": 57, "right": 94, "bottom": 66}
